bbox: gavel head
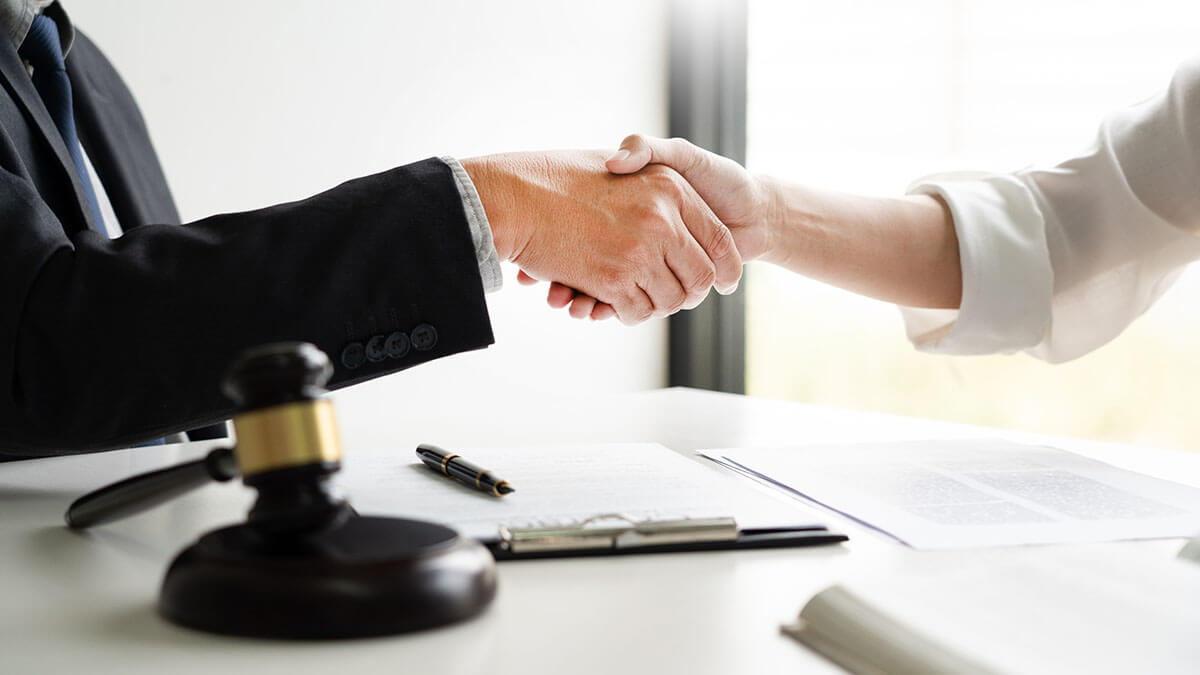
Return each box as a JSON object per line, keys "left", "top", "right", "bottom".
{"left": 222, "top": 341, "right": 333, "bottom": 410}
{"left": 221, "top": 342, "right": 350, "bottom": 534}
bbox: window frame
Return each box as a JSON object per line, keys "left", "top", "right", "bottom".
{"left": 666, "top": 0, "right": 749, "bottom": 393}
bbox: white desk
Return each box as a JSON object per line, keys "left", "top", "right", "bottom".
{"left": 2, "top": 388, "right": 1196, "bottom": 674}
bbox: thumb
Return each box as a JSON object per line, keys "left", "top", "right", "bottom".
{"left": 605, "top": 134, "right": 654, "bottom": 174}
{"left": 607, "top": 135, "right": 707, "bottom": 183}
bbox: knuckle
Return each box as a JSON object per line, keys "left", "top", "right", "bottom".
{"left": 617, "top": 237, "right": 653, "bottom": 269}
{"left": 641, "top": 219, "right": 673, "bottom": 245}
{"left": 648, "top": 162, "right": 676, "bottom": 184}
{"left": 662, "top": 288, "right": 687, "bottom": 314}
{"left": 641, "top": 163, "right": 678, "bottom": 187}
{"left": 655, "top": 177, "right": 687, "bottom": 203}
{"left": 707, "top": 224, "right": 739, "bottom": 263}
{"left": 616, "top": 298, "right": 650, "bottom": 326}
{"left": 632, "top": 202, "right": 665, "bottom": 227}
{"left": 668, "top": 137, "right": 702, "bottom": 170}
{"left": 622, "top": 133, "right": 646, "bottom": 147}
{"left": 687, "top": 263, "right": 717, "bottom": 293}
{"left": 597, "top": 264, "right": 627, "bottom": 294}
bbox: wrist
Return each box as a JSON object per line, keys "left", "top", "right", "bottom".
{"left": 460, "top": 155, "right": 527, "bottom": 262}
{"left": 754, "top": 174, "right": 787, "bottom": 265}
{"left": 755, "top": 178, "right": 837, "bottom": 273}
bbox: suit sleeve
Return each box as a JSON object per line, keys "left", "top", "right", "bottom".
{"left": 0, "top": 157, "right": 494, "bottom": 456}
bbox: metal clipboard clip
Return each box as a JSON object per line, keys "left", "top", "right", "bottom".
{"left": 498, "top": 514, "right": 739, "bottom": 554}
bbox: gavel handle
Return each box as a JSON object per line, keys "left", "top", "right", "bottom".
{"left": 65, "top": 447, "right": 239, "bottom": 529}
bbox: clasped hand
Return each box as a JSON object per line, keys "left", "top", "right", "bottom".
{"left": 460, "top": 149, "right": 746, "bottom": 325}
{"left": 464, "top": 139, "right": 765, "bottom": 323}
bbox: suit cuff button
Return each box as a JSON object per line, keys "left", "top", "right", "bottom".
{"left": 411, "top": 323, "right": 438, "bottom": 351}
{"left": 365, "top": 335, "right": 387, "bottom": 362}
{"left": 340, "top": 342, "right": 366, "bottom": 370}
{"left": 385, "top": 331, "right": 410, "bottom": 359}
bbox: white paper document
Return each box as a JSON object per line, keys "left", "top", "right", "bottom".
{"left": 701, "top": 440, "right": 1200, "bottom": 549}
{"left": 338, "top": 443, "right": 824, "bottom": 540}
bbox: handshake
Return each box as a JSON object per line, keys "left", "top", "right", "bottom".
{"left": 460, "top": 135, "right": 773, "bottom": 325}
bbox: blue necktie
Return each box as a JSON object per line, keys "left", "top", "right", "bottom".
{"left": 21, "top": 16, "right": 164, "bottom": 446}
{"left": 19, "top": 14, "right": 105, "bottom": 231}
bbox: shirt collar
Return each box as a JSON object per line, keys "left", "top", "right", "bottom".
{"left": 0, "top": 0, "right": 74, "bottom": 58}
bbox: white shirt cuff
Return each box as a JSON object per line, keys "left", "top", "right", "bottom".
{"left": 899, "top": 172, "right": 1054, "bottom": 355}
{"left": 440, "top": 155, "right": 503, "bottom": 293}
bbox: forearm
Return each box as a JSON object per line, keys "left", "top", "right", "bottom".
{"left": 759, "top": 177, "right": 961, "bottom": 309}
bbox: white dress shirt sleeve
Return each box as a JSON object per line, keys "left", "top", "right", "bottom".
{"left": 900, "top": 57, "right": 1200, "bottom": 363}
{"left": 440, "top": 156, "right": 503, "bottom": 293}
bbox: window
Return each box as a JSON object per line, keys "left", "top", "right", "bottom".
{"left": 745, "top": 0, "right": 1200, "bottom": 449}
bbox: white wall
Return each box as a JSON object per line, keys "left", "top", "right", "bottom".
{"left": 66, "top": 0, "right": 670, "bottom": 432}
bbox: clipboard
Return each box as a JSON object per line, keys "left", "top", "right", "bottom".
{"left": 340, "top": 443, "right": 850, "bottom": 559}
{"left": 483, "top": 513, "right": 848, "bottom": 561}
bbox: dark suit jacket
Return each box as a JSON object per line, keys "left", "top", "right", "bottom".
{"left": 0, "top": 30, "right": 494, "bottom": 457}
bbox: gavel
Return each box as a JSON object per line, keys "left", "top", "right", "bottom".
{"left": 66, "top": 342, "right": 496, "bottom": 639}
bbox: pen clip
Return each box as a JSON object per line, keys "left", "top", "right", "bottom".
{"left": 499, "top": 514, "right": 739, "bottom": 554}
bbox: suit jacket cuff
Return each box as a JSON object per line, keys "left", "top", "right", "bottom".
{"left": 440, "top": 156, "right": 503, "bottom": 293}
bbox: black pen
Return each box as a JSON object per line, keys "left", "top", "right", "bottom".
{"left": 416, "top": 444, "right": 514, "bottom": 497}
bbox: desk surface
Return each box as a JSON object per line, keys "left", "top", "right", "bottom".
{"left": 2, "top": 387, "right": 1196, "bottom": 675}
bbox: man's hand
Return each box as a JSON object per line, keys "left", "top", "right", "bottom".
{"left": 606, "top": 135, "right": 774, "bottom": 262}
{"left": 461, "top": 151, "right": 742, "bottom": 325}
{"left": 528, "top": 136, "right": 772, "bottom": 320}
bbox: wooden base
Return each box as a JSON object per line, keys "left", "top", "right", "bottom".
{"left": 158, "top": 515, "right": 496, "bottom": 639}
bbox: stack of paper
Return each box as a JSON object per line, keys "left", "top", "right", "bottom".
{"left": 702, "top": 440, "right": 1200, "bottom": 548}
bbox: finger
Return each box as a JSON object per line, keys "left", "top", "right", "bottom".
{"left": 606, "top": 134, "right": 654, "bottom": 174}
{"left": 677, "top": 180, "right": 742, "bottom": 294}
{"left": 638, "top": 253, "right": 689, "bottom": 319}
{"left": 568, "top": 294, "right": 598, "bottom": 320}
{"left": 664, "top": 218, "right": 717, "bottom": 311}
{"left": 590, "top": 303, "right": 617, "bottom": 321}
{"left": 517, "top": 270, "right": 539, "bottom": 285}
{"left": 547, "top": 282, "right": 577, "bottom": 308}
{"left": 607, "top": 135, "right": 702, "bottom": 177}
{"left": 611, "top": 285, "right": 655, "bottom": 326}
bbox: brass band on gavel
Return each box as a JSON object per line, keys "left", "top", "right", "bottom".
{"left": 232, "top": 399, "right": 343, "bottom": 477}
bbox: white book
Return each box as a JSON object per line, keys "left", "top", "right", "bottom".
{"left": 783, "top": 543, "right": 1200, "bottom": 675}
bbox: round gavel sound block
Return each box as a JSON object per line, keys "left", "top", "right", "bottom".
{"left": 157, "top": 343, "right": 497, "bottom": 639}
{"left": 159, "top": 516, "right": 496, "bottom": 638}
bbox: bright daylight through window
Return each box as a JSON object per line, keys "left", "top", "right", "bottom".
{"left": 745, "top": 0, "right": 1200, "bottom": 450}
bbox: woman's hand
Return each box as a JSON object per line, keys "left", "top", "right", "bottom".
{"left": 529, "top": 135, "right": 772, "bottom": 320}
{"left": 606, "top": 135, "right": 775, "bottom": 263}
{"left": 463, "top": 150, "right": 742, "bottom": 325}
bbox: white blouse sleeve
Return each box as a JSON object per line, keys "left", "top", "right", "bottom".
{"left": 900, "top": 58, "right": 1200, "bottom": 363}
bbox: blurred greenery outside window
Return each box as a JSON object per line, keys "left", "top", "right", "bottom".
{"left": 744, "top": 0, "right": 1200, "bottom": 450}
